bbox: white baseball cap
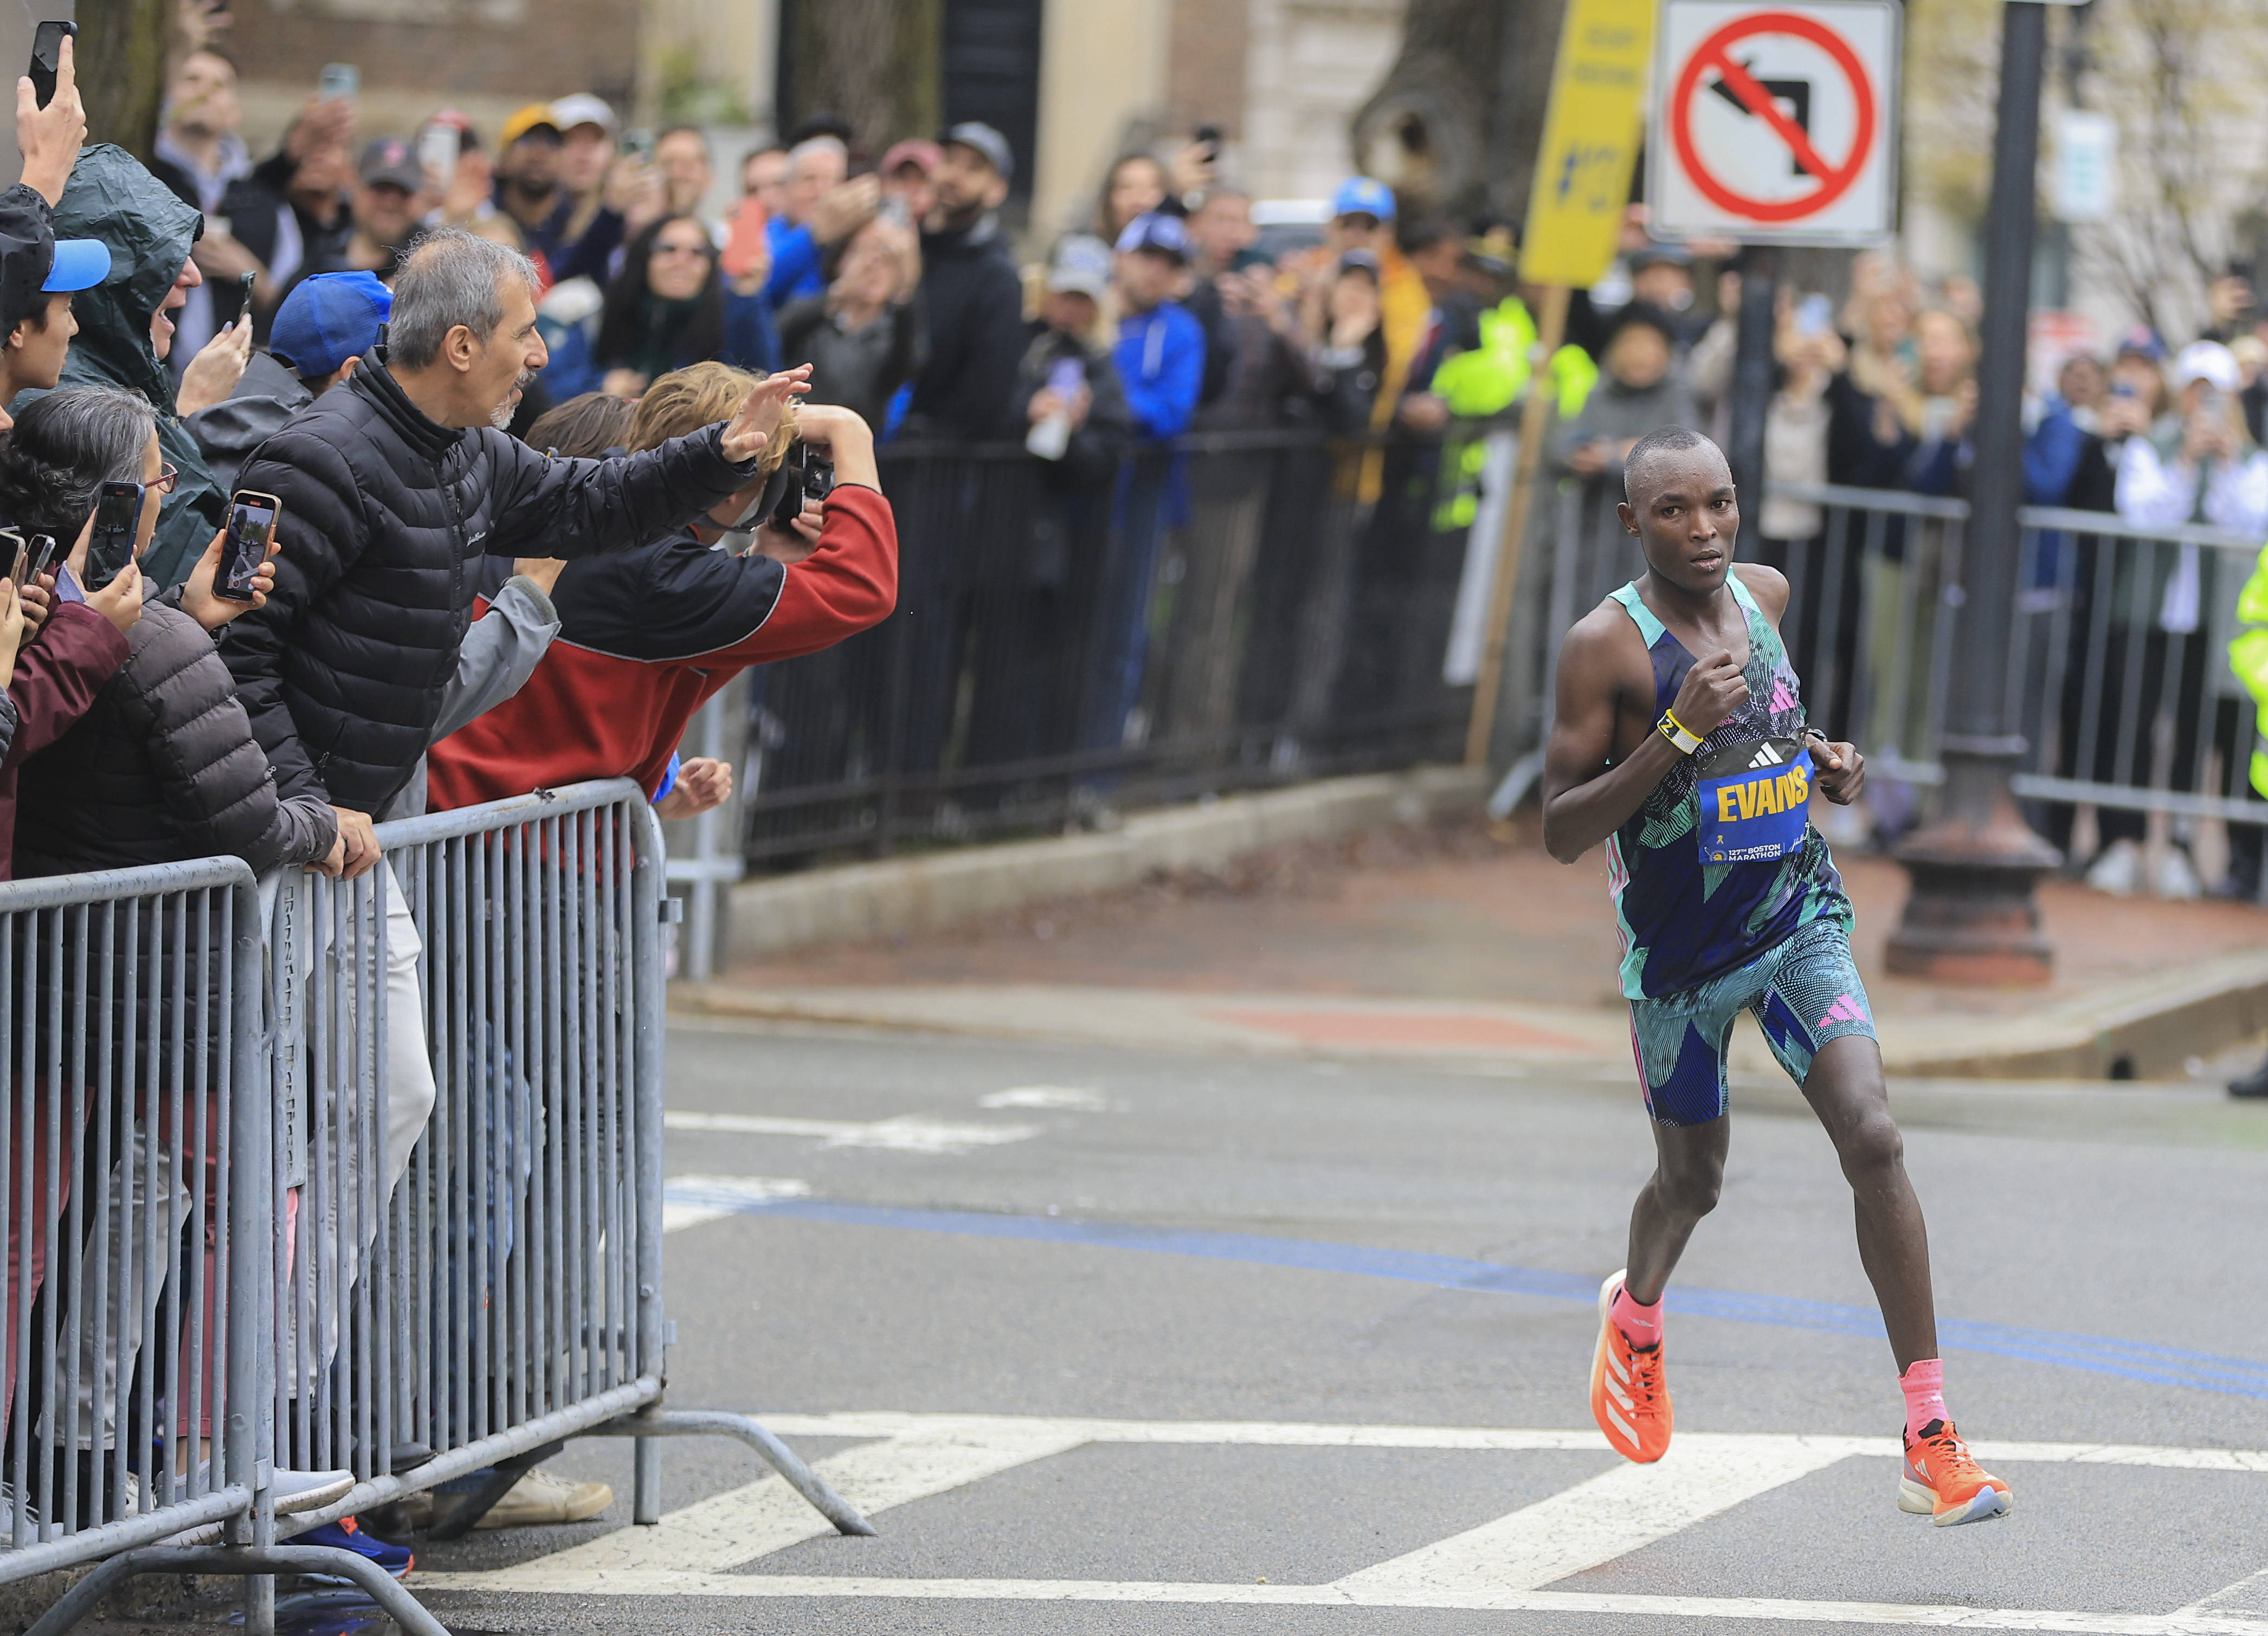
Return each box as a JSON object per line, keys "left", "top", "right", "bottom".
{"left": 2173, "top": 339, "right": 2241, "bottom": 394}
{"left": 550, "top": 93, "right": 618, "bottom": 137}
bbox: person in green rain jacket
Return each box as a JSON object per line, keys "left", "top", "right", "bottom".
{"left": 13, "top": 145, "right": 225, "bottom": 589}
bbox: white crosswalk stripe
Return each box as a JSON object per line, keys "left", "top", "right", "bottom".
{"left": 417, "top": 1413, "right": 2268, "bottom": 1629}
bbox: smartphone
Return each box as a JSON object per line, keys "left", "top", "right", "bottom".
{"left": 0, "top": 530, "right": 24, "bottom": 591}
{"left": 21, "top": 534, "right": 55, "bottom": 589}
{"left": 1194, "top": 123, "right": 1223, "bottom": 160}
{"left": 84, "top": 482, "right": 143, "bottom": 592}
{"left": 418, "top": 124, "right": 460, "bottom": 193}
{"left": 720, "top": 196, "right": 769, "bottom": 281}
{"left": 1795, "top": 293, "right": 1833, "bottom": 337}
{"left": 28, "top": 21, "right": 74, "bottom": 111}
{"left": 217, "top": 491, "right": 280, "bottom": 603}
{"left": 224, "top": 269, "right": 256, "bottom": 330}
{"left": 318, "top": 62, "right": 359, "bottom": 101}
{"left": 621, "top": 128, "right": 654, "bottom": 162}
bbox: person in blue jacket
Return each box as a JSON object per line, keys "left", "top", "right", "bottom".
{"left": 1078, "top": 211, "right": 1208, "bottom": 753}
{"left": 1111, "top": 211, "right": 1206, "bottom": 439}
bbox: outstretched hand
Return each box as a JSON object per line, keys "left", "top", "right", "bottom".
{"left": 719, "top": 366, "right": 812, "bottom": 464}
{"left": 181, "top": 525, "right": 278, "bottom": 630}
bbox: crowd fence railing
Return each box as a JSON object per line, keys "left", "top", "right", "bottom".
{"left": 5, "top": 780, "right": 870, "bottom": 1636}
{"left": 739, "top": 422, "right": 1519, "bottom": 871}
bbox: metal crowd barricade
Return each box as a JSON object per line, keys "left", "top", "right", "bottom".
{"left": 0, "top": 862, "right": 263, "bottom": 1587}
{"left": 1763, "top": 484, "right": 2268, "bottom": 870}
{"left": 21, "top": 781, "right": 869, "bottom": 1636}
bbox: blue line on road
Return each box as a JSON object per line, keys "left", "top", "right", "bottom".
{"left": 689, "top": 1193, "right": 2268, "bottom": 1400}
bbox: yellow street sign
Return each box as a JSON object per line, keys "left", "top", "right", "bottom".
{"left": 1520, "top": 0, "right": 1658, "bottom": 289}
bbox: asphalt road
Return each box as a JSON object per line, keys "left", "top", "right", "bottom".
{"left": 410, "top": 1017, "right": 2268, "bottom": 1635}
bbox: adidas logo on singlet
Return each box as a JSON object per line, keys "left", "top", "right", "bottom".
{"left": 1744, "top": 742, "right": 1786, "bottom": 771}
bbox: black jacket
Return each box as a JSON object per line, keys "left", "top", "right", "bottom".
{"left": 185, "top": 348, "right": 311, "bottom": 493}
{"left": 905, "top": 214, "right": 1028, "bottom": 439}
{"left": 16, "top": 597, "right": 336, "bottom": 877}
{"left": 220, "top": 358, "right": 758, "bottom": 813}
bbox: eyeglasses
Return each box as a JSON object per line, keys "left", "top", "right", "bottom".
{"left": 651, "top": 240, "right": 712, "bottom": 259}
{"left": 149, "top": 463, "right": 179, "bottom": 496}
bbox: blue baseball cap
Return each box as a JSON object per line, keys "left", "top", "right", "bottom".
{"left": 1330, "top": 176, "right": 1397, "bottom": 224}
{"left": 1115, "top": 211, "right": 1188, "bottom": 260}
{"left": 269, "top": 270, "right": 392, "bottom": 380}
{"left": 41, "top": 238, "right": 109, "bottom": 294}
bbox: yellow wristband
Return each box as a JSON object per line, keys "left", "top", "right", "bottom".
{"left": 1658, "top": 711, "right": 1703, "bottom": 755}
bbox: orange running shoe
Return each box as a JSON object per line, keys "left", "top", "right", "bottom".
{"left": 1899, "top": 1418, "right": 2012, "bottom": 1527}
{"left": 1589, "top": 1270, "right": 1671, "bottom": 1463}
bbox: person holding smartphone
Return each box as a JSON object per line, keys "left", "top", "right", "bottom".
{"left": 426, "top": 361, "right": 896, "bottom": 814}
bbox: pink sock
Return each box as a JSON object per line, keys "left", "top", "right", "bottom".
{"left": 1610, "top": 1285, "right": 1663, "bottom": 1348}
{"left": 1900, "top": 1358, "right": 1947, "bottom": 1439}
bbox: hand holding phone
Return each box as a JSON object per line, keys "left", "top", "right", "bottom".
{"left": 216, "top": 492, "right": 280, "bottom": 603}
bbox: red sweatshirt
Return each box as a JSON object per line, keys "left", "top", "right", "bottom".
{"left": 0, "top": 602, "right": 130, "bottom": 879}
{"left": 427, "top": 482, "right": 896, "bottom": 811}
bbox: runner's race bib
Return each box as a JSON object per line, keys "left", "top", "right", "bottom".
{"left": 1696, "top": 738, "right": 1813, "bottom": 864}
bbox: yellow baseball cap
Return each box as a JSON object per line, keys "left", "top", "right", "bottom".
{"left": 499, "top": 103, "right": 561, "bottom": 147}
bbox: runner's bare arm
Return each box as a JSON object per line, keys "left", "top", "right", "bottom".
{"left": 1541, "top": 605, "right": 1750, "bottom": 863}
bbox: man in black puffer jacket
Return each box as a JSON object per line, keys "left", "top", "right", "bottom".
{"left": 221, "top": 227, "right": 797, "bottom": 874}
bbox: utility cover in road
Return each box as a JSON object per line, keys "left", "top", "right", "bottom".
{"left": 1650, "top": 0, "right": 1900, "bottom": 244}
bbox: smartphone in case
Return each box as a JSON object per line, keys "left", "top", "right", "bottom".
{"left": 318, "top": 63, "right": 359, "bottom": 101}
{"left": 28, "top": 21, "right": 74, "bottom": 111}
{"left": 20, "top": 534, "right": 55, "bottom": 589}
{"left": 85, "top": 482, "right": 143, "bottom": 592}
{"left": 418, "top": 124, "right": 460, "bottom": 193}
{"left": 217, "top": 491, "right": 281, "bottom": 603}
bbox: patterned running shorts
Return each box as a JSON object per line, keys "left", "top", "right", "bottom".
{"left": 1626, "top": 915, "right": 1877, "bottom": 1127}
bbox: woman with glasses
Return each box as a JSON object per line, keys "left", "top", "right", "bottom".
{"left": 593, "top": 213, "right": 769, "bottom": 399}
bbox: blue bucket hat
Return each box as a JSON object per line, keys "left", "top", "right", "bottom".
{"left": 1115, "top": 211, "right": 1189, "bottom": 260}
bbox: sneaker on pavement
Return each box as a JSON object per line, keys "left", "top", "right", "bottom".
{"left": 1898, "top": 1418, "right": 2012, "bottom": 1527}
{"left": 475, "top": 1467, "right": 614, "bottom": 1529}
{"left": 1589, "top": 1269, "right": 1672, "bottom": 1464}
{"left": 295, "top": 1515, "right": 413, "bottom": 1580}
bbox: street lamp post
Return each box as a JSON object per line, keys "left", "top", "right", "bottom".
{"left": 1883, "top": 0, "right": 2061, "bottom": 984}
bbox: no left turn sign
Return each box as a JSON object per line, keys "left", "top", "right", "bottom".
{"left": 1649, "top": 0, "right": 1900, "bottom": 244}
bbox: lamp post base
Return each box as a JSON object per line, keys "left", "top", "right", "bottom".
{"left": 1884, "top": 739, "right": 2060, "bottom": 986}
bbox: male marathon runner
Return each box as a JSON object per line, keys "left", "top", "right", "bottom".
{"left": 1541, "top": 425, "right": 2010, "bottom": 1528}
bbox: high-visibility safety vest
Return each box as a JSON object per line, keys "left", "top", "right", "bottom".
{"left": 2231, "top": 544, "right": 2268, "bottom": 796}
{"left": 1428, "top": 296, "right": 1599, "bottom": 421}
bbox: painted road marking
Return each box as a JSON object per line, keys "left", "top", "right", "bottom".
{"left": 420, "top": 1414, "right": 2268, "bottom": 1628}
{"left": 1333, "top": 1434, "right": 1855, "bottom": 1596}
{"left": 663, "top": 1110, "right": 1040, "bottom": 1153}
{"left": 978, "top": 1085, "right": 1109, "bottom": 1110}
{"left": 661, "top": 1175, "right": 811, "bottom": 1233}
{"left": 422, "top": 1420, "right": 1086, "bottom": 1590}
{"left": 2183, "top": 1570, "right": 2268, "bottom": 1618}
{"left": 673, "top": 1192, "right": 2268, "bottom": 1399}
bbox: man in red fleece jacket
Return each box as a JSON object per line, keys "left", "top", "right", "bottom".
{"left": 426, "top": 363, "right": 896, "bottom": 811}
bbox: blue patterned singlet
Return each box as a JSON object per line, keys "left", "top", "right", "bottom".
{"left": 1603, "top": 575, "right": 1851, "bottom": 1001}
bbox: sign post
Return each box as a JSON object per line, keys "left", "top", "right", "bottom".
{"left": 1464, "top": 0, "right": 1654, "bottom": 769}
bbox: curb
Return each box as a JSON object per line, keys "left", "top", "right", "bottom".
{"left": 726, "top": 765, "right": 1490, "bottom": 961}
{"left": 1877, "top": 948, "right": 2268, "bottom": 1081}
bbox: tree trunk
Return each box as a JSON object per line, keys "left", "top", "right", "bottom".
{"left": 1352, "top": 0, "right": 1569, "bottom": 224}
{"left": 781, "top": 0, "right": 942, "bottom": 158}
{"left": 75, "top": 0, "right": 170, "bottom": 162}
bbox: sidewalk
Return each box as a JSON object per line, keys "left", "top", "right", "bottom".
{"left": 688, "top": 817, "right": 2268, "bottom": 1081}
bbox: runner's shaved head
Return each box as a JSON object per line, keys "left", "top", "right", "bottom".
{"left": 1623, "top": 425, "right": 1729, "bottom": 506}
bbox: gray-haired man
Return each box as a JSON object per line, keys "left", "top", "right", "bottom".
{"left": 221, "top": 226, "right": 805, "bottom": 1191}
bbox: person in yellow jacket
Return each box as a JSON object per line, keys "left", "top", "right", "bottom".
{"left": 2224, "top": 546, "right": 2268, "bottom": 1097}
